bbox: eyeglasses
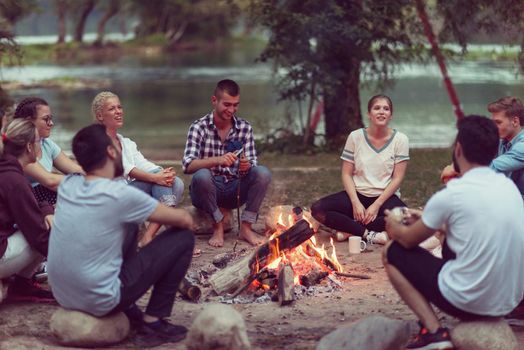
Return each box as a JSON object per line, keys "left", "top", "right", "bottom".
{"left": 42, "top": 115, "right": 54, "bottom": 126}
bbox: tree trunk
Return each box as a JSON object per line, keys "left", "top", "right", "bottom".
{"left": 323, "top": 61, "right": 363, "bottom": 150}
{"left": 74, "top": 0, "right": 96, "bottom": 43}
{"left": 55, "top": 0, "right": 67, "bottom": 44}
{"left": 95, "top": 0, "right": 119, "bottom": 45}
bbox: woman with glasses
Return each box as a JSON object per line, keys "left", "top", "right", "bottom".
{"left": 13, "top": 97, "right": 84, "bottom": 205}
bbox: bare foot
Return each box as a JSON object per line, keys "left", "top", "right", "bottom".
{"left": 208, "top": 222, "right": 224, "bottom": 247}
{"left": 220, "top": 208, "right": 233, "bottom": 232}
{"left": 239, "top": 223, "right": 266, "bottom": 246}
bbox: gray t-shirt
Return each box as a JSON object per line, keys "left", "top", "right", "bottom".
{"left": 48, "top": 174, "right": 157, "bottom": 316}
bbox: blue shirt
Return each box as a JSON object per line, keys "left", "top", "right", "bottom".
{"left": 29, "top": 138, "right": 61, "bottom": 187}
{"left": 490, "top": 129, "right": 524, "bottom": 196}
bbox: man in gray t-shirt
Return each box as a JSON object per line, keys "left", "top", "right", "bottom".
{"left": 48, "top": 124, "right": 195, "bottom": 348}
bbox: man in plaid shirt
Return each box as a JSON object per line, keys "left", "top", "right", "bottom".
{"left": 182, "top": 79, "right": 271, "bottom": 247}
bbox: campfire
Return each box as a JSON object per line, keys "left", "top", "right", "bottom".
{"left": 208, "top": 206, "right": 345, "bottom": 305}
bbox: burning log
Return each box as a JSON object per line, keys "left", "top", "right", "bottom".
{"left": 178, "top": 277, "right": 201, "bottom": 302}
{"left": 299, "top": 270, "right": 329, "bottom": 287}
{"left": 209, "top": 220, "right": 314, "bottom": 295}
{"left": 277, "top": 263, "right": 295, "bottom": 306}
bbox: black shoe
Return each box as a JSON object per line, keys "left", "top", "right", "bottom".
{"left": 134, "top": 319, "right": 188, "bottom": 348}
{"left": 124, "top": 304, "right": 144, "bottom": 329}
{"left": 7, "top": 276, "right": 55, "bottom": 303}
{"left": 407, "top": 325, "right": 454, "bottom": 350}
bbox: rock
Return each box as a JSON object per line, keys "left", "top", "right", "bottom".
{"left": 185, "top": 206, "right": 233, "bottom": 235}
{"left": 316, "top": 315, "right": 410, "bottom": 350}
{"left": 50, "top": 308, "right": 130, "bottom": 347}
{"left": 265, "top": 205, "right": 321, "bottom": 232}
{"left": 186, "top": 304, "right": 251, "bottom": 350}
{"left": 0, "top": 336, "right": 71, "bottom": 350}
{"left": 451, "top": 318, "right": 518, "bottom": 350}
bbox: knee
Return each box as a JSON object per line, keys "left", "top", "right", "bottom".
{"left": 382, "top": 241, "right": 392, "bottom": 267}
{"left": 251, "top": 166, "right": 272, "bottom": 185}
{"left": 191, "top": 169, "right": 213, "bottom": 191}
{"left": 173, "top": 177, "right": 184, "bottom": 196}
{"left": 310, "top": 200, "right": 326, "bottom": 223}
{"left": 166, "top": 228, "right": 195, "bottom": 250}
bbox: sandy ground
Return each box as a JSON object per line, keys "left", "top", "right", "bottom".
{"left": 0, "top": 228, "right": 523, "bottom": 349}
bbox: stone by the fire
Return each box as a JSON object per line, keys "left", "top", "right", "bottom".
{"left": 451, "top": 318, "right": 518, "bottom": 350}
{"left": 185, "top": 206, "right": 233, "bottom": 234}
{"left": 265, "top": 205, "right": 320, "bottom": 232}
{"left": 316, "top": 315, "right": 410, "bottom": 350}
{"left": 50, "top": 308, "right": 130, "bottom": 347}
{"left": 186, "top": 304, "right": 251, "bottom": 350}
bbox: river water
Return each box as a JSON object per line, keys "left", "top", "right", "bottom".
{"left": 3, "top": 45, "right": 523, "bottom": 151}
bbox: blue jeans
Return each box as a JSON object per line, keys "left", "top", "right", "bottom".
{"left": 129, "top": 171, "right": 184, "bottom": 207}
{"left": 190, "top": 166, "right": 272, "bottom": 224}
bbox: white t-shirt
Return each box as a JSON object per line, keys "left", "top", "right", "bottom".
{"left": 341, "top": 128, "right": 409, "bottom": 197}
{"left": 422, "top": 167, "right": 524, "bottom": 316}
{"left": 48, "top": 174, "right": 158, "bottom": 316}
{"left": 117, "top": 134, "right": 160, "bottom": 181}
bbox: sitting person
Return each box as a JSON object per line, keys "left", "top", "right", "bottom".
{"left": 441, "top": 96, "right": 524, "bottom": 194}
{"left": 0, "top": 118, "right": 54, "bottom": 302}
{"left": 47, "top": 124, "right": 195, "bottom": 347}
{"left": 182, "top": 79, "right": 271, "bottom": 247}
{"left": 384, "top": 115, "right": 524, "bottom": 349}
{"left": 91, "top": 91, "right": 185, "bottom": 248}
{"left": 311, "top": 94, "right": 409, "bottom": 244}
{"left": 13, "top": 97, "right": 84, "bottom": 205}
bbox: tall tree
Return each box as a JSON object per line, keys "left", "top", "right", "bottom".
{"left": 53, "top": 0, "right": 69, "bottom": 44}
{"left": 252, "top": 0, "right": 524, "bottom": 149}
{"left": 73, "top": 0, "right": 97, "bottom": 43}
{"left": 95, "top": 0, "right": 120, "bottom": 45}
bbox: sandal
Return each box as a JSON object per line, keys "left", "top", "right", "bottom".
{"left": 192, "top": 248, "right": 202, "bottom": 258}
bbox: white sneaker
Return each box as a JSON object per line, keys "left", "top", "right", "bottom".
{"left": 419, "top": 235, "right": 440, "bottom": 250}
{"left": 365, "top": 231, "right": 388, "bottom": 245}
{"left": 335, "top": 231, "right": 350, "bottom": 242}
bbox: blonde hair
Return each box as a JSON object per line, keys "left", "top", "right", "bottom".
{"left": 0, "top": 118, "right": 37, "bottom": 157}
{"left": 91, "top": 91, "right": 119, "bottom": 122}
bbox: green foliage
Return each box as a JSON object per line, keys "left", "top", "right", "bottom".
{"left": 251, "top": 0, "right": 432, "bottom": 150}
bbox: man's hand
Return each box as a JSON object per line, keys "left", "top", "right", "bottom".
{"left": 44, "top": 214, "right": 54, "bottom": 231}
{"left": 217, "top": 152, "right": 237, "bottom": 167}
{"left": 239, "top": 154, "right": 251, "bottom": 174}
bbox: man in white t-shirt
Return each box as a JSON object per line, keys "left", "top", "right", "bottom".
{"left": 383, "top": 115, "right": 524, "bottom": 350}
{"left": 48, "top": 124, "right": 195, "bottom": 348}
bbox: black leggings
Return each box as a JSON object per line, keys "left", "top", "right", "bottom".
{"left": 311, "top": 191, "right": 406, "bottom": 236}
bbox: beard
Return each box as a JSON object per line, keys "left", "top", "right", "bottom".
{"left": 452, "top": 151, "right": 461, "bottom": 174}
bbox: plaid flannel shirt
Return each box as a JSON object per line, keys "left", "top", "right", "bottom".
{"left": 182, "top": 113, "right": 258, "bottom": 182}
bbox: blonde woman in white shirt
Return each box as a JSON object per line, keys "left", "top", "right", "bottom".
{"left": 91, "top": 91, "right": 185, "bottom": 249}
{"left": 311, "top": 95, "right": 409, "bottom": 244}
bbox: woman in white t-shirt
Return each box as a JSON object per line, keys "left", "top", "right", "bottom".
{"left": 91, "top": 91, "right": 185, "bottom": 249}
{"left": 311, "top": 95, "right": 409, "bottom": 244}
{"left": 13, "top": 97, "right": 84, "bottom": 205}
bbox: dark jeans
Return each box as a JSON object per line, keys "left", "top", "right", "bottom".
{"left": 311, "top": 191, "right": 406, "bottom": 236}
{"left": 387, "top": 241, "right": 484, "bottom": 320}
{"left": 190, "top": 166, "right": 272, "bottom": 224}
{"left": 112, "top": 224, "right": 195, "bottom": 319}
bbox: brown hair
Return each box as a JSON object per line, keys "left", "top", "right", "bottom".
{"left": 367, "top": 94, "right": 393, "bottom": 114}
{"left": 13, "top": 97, "right": 49, "bottom": 121}
{"left": 487, "top": 96, "right": 524, "bottom": 125}
{"left": 0, "top": 118, "right": 37, "bottom": 158}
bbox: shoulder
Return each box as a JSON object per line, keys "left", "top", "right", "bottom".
{"left": 118, "top": 134, "right": 137, "bottom": 148}
{"left": 43, "top": 138, "right": 61, "bottom": 151}
{"left": 393, "top": 130, "right": 409, "bottom": 143}
{"left": 191, "top": 114, "right": 212, "bottom": 129}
